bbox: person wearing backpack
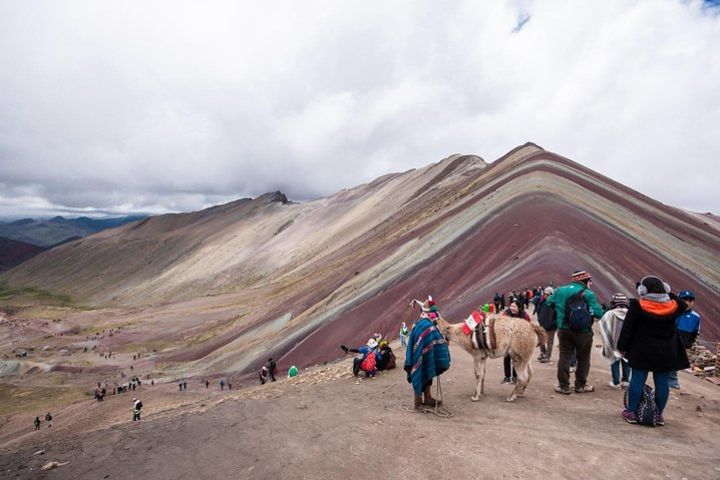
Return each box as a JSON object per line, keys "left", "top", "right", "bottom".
{"left": 617, "top": 276, "right": 689, "bottom": 426}
{"left": 546, "top": 270, "right": 605, "bottom": 395}
{"left": 536, "top": 286, "right": 557, "bottom": 363}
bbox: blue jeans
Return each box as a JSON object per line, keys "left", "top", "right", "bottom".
{"left": 400, "top": 335, "right": 407, "bottom": 348}
{"left": 668, "top": 370, "right": 679, "bottom": 387}
{"left": 610, "top": 359, "right": 630, "bottom": 384}
{"left": 627, "top": 369, "right": 670, "bottom": 414}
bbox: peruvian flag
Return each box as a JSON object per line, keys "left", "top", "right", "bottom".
{"left": 462, "top": 310, "right": 486, "bottom": 335}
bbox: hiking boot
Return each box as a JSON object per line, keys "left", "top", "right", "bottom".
{"left": 608, "top": 382, "right": 621, "bottom": 390}
{"left": 575, "top": 385, "right": 595, "bottom": 393}
{"left": 539, "top": 358, "right": 552, "bottom": 364}
{"left": 655, "top": 413, "right": 665, "bottom": 426}
{"left": 423, "top": 387, "right": 441, "bottom": 407}
{"left": 554, "top": 385, "right": 572, "bottom": 395}
{"left": 414, "top": 394, "right": 424, "bottom": 411}
{"left": 622, "top": 409, "right": 638, "bottom": 424}
{"left": 501, "top": 377, "right": 513, "bottom": 385}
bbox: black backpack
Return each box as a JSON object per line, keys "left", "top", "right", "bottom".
{"left": 565, "top": 288, "right": 592, "bottom": 331}
{"left": 538, "top": 301, "right": 557, "bottom": 330}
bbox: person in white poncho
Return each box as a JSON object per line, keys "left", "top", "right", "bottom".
{"left": 599, "top": 293, "right": 631, "bottom": 389}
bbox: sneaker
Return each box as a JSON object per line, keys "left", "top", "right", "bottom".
{"left": 575, "top": 385, "right": 595, "bottom": 393}
{"left": 669, "top": 382, "right": 680, "bottom": 390}
{"left": 539, "top": 358, "right": 552, "bottom": 364}
{"left": 608, "top": 382, "right": 621, "bottom": 390}
{"left": 502, "top": 377, "right": 512, "bottom": 384}
{"left": 622, "top": 409, "right": 638, "bottom": 424}
{"left": 569, "top": 365, "right": 577, "bottom": 373}
{"left": 554, "top": 385, "right": 572, "bottom": 395}
{"left": 655, "top": 413, "right": 665, "bottom": 426}
{"left": 620, "top": 381, "right": 629, "bottom": 389}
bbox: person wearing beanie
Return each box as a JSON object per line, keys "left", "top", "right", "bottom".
{"left": 617, "top": 276, "right": 690, "bottom": 425}
{"left": 536, "top": 286, "right": 557, "bottom": 363}
{"left": 599, "top": 293, "right": 631, "bottom": 389}
{"left": 546, "top": 270, "right": 605, "bottom": 395}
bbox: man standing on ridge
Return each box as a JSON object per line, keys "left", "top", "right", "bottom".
{"left": 547, "top": 270, "right": 605, "bottom": 394}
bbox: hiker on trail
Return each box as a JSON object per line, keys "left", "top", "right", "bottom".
{"left": 501, "top": 299, "right": 531, "bottom": 384}
{"left": 205, "top": 380, "right": 210, "bottom": 388}
{"left": 288, "top": 365, "right": 299, "bottom": 378}
{"left": 547, "top": 270, "right": 604, "bottom": 395}
{"left": 265, "top": 358, "right": 277, "bottom": 382}
{"left": 34, "top": 416, "right": 41, "bottom": 431}
{"left": 536, "top": 286, "right": 556, "bottom": 363}
{"left": 493, "top": 292, "right": 502, "bottom": 313}
{"left": 45, "top": 412, "right": 52, "bottom": 427}
{"left": 132, "top": 398, "right": 142, "bottom": 421}
{"left": 183, "top": 382, "right": 187, "bottom": 391}
{"left": 404, "top": 296, "right": 451, "bottom": 410}
{"left": 599, "top": 293, "right": 631, "bottom": 389}
{"left": 341, "top": 339, "right": 379, "bottom": 377}
{"left": 399, "top": 322, "right": 409, "bottom": 348}
{"left": 220, "top": 379, "right": 225, "bottom": 390}
{"left": 617, "top": 276, "right": 689, "bottom": 425}
{"left": 179, "top": 383, "right": 183, "bottom": 391}
{"left": 669, "top": 290, "right": 701, "bottom": 389}
{"left": 259, "top": 366, "right": 269, "bottom": 385}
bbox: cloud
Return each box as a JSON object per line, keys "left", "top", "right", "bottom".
{"left": 0, "top": 0, "right": 718, "bottom": 218}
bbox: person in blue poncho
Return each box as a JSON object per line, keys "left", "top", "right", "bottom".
{"left": 404, "top": 296, "right": 451, "bottom": 410}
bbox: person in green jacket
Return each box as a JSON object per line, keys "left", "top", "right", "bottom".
{"left": 547, "top": 270, "right": 605, "bottom": 394}
{"left": 287, "top": 365, "right": 299, "bottom": 378}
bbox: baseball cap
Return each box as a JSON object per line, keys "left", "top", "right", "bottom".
{"left": 678, "top": 290, "right": 695, "bottom": 300}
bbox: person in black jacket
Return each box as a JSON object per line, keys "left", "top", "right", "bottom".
{"left": 617, "top": 276, "right": 689, "bottom": 426}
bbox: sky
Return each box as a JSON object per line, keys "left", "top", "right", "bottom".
{"left": 0, "top": 0, "right": 719, "bottom": 219}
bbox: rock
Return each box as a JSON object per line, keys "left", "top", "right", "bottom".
{"left": 33, "top": 450, "right": 45, "bottom": 455}
{"left": 42, "top": 461, "right": 69, "bottom": 470}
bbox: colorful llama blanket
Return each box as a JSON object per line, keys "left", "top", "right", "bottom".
{"left": 404, "top": 317, "right": 451, "bottom": 395}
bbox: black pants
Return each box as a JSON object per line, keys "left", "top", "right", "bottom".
{"left": 503, "top": 354, "right": 517, "bottom": 379}
{"left": 557, "top": 329, "right": 593, "bottom": 389}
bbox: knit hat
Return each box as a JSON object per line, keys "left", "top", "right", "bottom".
{"left": 638, "top": 276, "right": 669, "bottom": 295}
{"left": 610, "top": 293, "right": 628, "bottom": 308}
{"left": 571, "top": 270, "right": 591, "bottom": 283}
{"left": 421, "top": 296, "right": 438, "bottom": 313}
{"left": 543, "top": 286, "right": 555, "bottom": 295}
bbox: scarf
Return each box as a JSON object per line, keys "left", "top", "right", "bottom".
{"left": 599, "top": 307, "right": 627, "bottom": 364}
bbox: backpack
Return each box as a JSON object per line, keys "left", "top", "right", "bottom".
{"left": 624, "top": 385, "right": 657, "bottom": 427}
{"left": 136, "top": 401, "right": 143, "bottom": 410}
{"left": 538, "top": 301, "right": 557, "bottom": 330}
{"left": 384, "top": 349, "right": 396, "bottom": 370}
{"left": 565, "top": 288, "right": 592, "bottom": 331}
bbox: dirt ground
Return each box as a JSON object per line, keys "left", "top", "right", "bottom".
{"left": 1, "top": 339, "right": 719, "bottom": 480}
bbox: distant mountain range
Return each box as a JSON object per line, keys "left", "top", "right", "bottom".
{"left": 0, "top": 215, "right": 146, "bottom": 247}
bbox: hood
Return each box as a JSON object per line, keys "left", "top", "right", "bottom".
{"left": 639, "top": 299, "right": 679, "bottom": 316}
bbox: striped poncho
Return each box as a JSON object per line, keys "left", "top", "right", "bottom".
{"left": 403, "top": 317, "right": 451, "bottom": 395}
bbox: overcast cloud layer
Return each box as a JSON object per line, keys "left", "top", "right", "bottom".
{"left": 1, "top": 0, "right": 719, "bottom": 218}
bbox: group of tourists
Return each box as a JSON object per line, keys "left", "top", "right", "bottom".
{"left": 341, "top": 333, "right": 397, "bottom": 378}
{"left": 401, "top": 270, "right": 702, "bottom": 427}
{"left": 33, "top": 412, "right": 52, "bottom": 431}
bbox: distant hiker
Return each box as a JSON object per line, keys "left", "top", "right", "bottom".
{"left": 547, "top": 270, "right": 604, "bottom": 395}
{"left": 501, "top": 299, "right": 531, "bottom": 384}
{"left": 404, "top": 296, "right": 450, "bottom": 410}
{"left": 132, "top": 398, "right": 143, "bottom": 421}
{"left": 493, "top": 292, "right": 502, "bottom": 313}
{"left": 219, "top": 379, "right": 225, "bottom": 390}
{"left": 205, "top": 380, "right": 210, "bottom": 388}
{"left": 399, "top": 322, "right": 409, "bottom": 348}
{"left": 599, "top": 293, "right": 631, "bottom": 389}
{"left": 259, "top": 366, "right": 268, "bottom": 385}
{"left": 536, "top": 286, "right": 557, "bottom": 363}
{"left": 669, "top": 290, "right": 701, "bottom": 389}
{"left": 34, "top": 416, "right": 41, "bottom": 431}
{"left": 183, "top": 381, "right": 187, "bottom": 391}
{"left": 227, "top": 382, "right": 231, "bottom": 390}
{"left": 179, "top": 383, "right": 183, "bottom": 391}
{"left": 45, "top": 412, "right": 52, "bottom": 427}
{"left": 265, "top": 358, "right": 277, "bottom": 382}
{"left": 288, "top": 365, "right": 299, "bottom": 378}
{"left": 618, "top": 276, "right": 689, "bottom": 425}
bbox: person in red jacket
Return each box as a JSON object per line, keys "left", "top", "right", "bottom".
{"left": 501, "top": 299, "right": 531, "bottom": 383}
